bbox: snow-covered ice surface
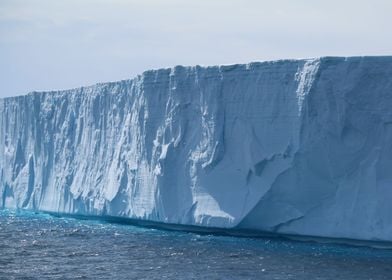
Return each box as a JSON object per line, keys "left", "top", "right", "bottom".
{"left": 1, "top": 56, "right": 392, "bottom": 242}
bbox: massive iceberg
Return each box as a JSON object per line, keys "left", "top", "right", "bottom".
{"left": 1, "top": 56, "right": 392, "bottom": 242}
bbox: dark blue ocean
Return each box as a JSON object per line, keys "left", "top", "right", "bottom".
{"left": 1, "top": 210, "right": 391, "bottom": 280}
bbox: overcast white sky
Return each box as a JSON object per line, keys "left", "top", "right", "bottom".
{"left": 1, "top": 0, "right": 391, "bottom": 97}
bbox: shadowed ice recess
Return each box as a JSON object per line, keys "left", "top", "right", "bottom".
{"left": 1, "top": 56, "right": 392, "bottom": 243}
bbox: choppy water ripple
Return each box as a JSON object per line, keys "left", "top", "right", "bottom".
{"left": 0, "top": 210, "right": 391, "bottom": 280}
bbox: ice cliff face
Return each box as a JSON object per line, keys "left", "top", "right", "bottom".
{"left": 1, "top": 56, "right": 392, "bottom": 242}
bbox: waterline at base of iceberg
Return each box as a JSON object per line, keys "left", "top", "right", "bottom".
{"left": 24, "top": 209, "right": 392, "bottom": 250}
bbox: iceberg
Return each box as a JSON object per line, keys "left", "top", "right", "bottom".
{"left": 1, "top": 56, "right": 392, "bottom": 242}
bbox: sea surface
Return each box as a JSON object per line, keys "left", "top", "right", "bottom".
{"left": 0, "top": 210, "right": 392, "bottom": 280}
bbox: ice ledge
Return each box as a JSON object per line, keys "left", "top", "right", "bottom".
{"left": 1, "top": 56, "right": 392, "bottom": 242}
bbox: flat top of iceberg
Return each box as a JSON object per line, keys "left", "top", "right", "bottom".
{"left": 2, "top": 56, "right": 391, "bottom": 101}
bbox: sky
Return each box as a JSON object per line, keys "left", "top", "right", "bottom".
{"left": 1, "top": 0, "right": 391, "bottom": 98}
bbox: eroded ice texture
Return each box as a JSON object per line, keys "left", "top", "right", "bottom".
{"left": 1, "top": 57, "right": 392, "bottom": 241}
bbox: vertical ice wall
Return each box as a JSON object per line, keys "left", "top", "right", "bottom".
{"left": 1, "top": 57, "right": 392, "bottom": 241}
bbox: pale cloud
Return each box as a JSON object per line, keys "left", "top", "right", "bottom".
{"left": 1, "top": 0, "right": 391, "bottom": 97}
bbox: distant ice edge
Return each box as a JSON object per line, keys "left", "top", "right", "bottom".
{"left": 1, "top": 56, "right": 392, "bottom": 242}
